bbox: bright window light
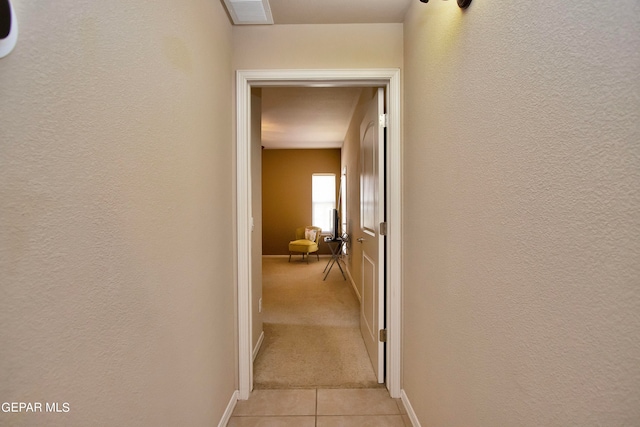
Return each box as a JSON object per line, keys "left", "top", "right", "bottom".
{"left": 312, "top": 174, "right": 336, "bottom": 234}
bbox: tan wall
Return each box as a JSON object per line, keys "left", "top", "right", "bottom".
{"left": 251, "top": 89, "right": 263, "bottom": 351}
{"left": 262, "top": 149, "right": 341, "bottom": 256}
{"left": 233, "top": 23, "right": 403, "bottom": 69}
{"left": 0, "top": 1, "right": 235, "bottom": 425}
{"left": 403, "top": 1, "right": 640, "bottom": 425}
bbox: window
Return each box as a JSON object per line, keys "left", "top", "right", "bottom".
{"left": 312, "top": 174, "right": 336, "bottom": 234}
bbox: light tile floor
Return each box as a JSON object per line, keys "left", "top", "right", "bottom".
{"left": 228, "top": 388, "right": 412, "bottom": 426}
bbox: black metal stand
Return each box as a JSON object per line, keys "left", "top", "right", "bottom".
{"left": 323, "top": 237, "right": 346, "bottom": 281}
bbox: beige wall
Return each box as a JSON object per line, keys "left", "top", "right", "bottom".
{"left": 233, "top": 23, "right": 403, "bottom": 69}
{"left": 0, "top": 1, "right": 235, "bottom": 425}
{"left": 262, "top": 149, "right": 341, "bottom": 256}
{"left": 251, "top": 89, "right": 263, "bottom": 352}
{"left": 403, "top": 1, "right": 640, "bottom": 425}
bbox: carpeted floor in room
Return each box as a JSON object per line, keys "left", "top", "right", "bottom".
{"left": 254, "top": 256, "right": 381, "bottom": 389}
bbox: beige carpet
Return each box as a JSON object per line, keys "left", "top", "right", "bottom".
{"left": 254, "top": 256, "right": 381, "bottom": 389}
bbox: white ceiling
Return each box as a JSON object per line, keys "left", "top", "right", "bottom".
{"left": 233, "top": 0, "right": 412, "bottom": 149}
{"left": 261, "top": 87, "right": 364, "bottom": 149}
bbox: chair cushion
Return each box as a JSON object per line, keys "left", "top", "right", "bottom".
{"left": 289, "top": 239, "right": 319, "bottom": 253}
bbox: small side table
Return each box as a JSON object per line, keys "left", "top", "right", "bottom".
{"left": 323, "top": 237, "right": 346, "bottom": 281}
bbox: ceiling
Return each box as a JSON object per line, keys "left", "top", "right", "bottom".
{"left": 233, "top": 0, "right": 412, "bottom": 149}
{"left": 261, "top": 87, "right": 364, "bottom": 149}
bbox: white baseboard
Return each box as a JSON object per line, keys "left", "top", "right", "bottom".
{"left": 217, "top": 390, "right": 238, "bottom": 427}
{"left": 262, "top": 254, "right": 332, "bottom": 258}
{"left": 253, "top": 330, "right": 265, "bottom": 361}
{"left": 343, "top": 262, "right": 361, "bottom": 302}
{"left": 401, "top": 389, "right": 422, "bottom": 427}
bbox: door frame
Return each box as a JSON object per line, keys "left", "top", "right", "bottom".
{"left": 235, "top": 69, "right": 402, "bottom": 400}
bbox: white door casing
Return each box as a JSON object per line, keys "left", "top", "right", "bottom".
{"left": 235, "top": 69, "right": 402, "bottom": 400}
{"left": 359, "top": 88, "right": 385, "bottom": 383}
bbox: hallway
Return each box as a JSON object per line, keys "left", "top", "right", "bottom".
{"left": 229, "top": 257, "right": 408, "bottom": 425}
{"left": 228, "top": 388, "right": 411, "bottom": 426}
{"left": 3, "top": 1, "right": 637, "bottom": 426}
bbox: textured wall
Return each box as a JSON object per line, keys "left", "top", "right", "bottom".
{"left": 232, "top": 23, "right": 403, "bottom": 70}
{"left": 403, "top": 1, "right": 640, "bottom": 425}
{"left": 0, "top": 1, "right": 235, "bottom": 425}
{"left": 251, "top": 89, "right": 263, "bottom": 351}
{"left": 262, "top": 149, "right": 341, "bottom": 255}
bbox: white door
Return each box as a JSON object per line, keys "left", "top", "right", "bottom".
{"left": 358, "top": 88, "right": 385, "bottom": 383}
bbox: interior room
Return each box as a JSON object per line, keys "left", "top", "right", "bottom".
{"left": 1, "top": 0, "right": 638, "bottom": 426}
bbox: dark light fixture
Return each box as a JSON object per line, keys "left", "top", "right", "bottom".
{"left": 419, "top": 0, "right": 472, "bottom": 8}
{"left": 0, "top": 0, "right": 11, "bottom": 38}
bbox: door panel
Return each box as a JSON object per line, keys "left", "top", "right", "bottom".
{"left": 359, "top": 88, "right": 385, "bottom": 383}
{"left": 361, "top": 120, "right": 376, "bottom": 235}
{"left": 362, "top": 252, "right": 376, "bottom": 340}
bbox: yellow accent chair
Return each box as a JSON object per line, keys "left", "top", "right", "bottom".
{"left": 288, "top": 226, "right": 322, "bottom": 263}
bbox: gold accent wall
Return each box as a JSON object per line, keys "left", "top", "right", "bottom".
{"left": 262, "top": 149, "right": 341, "bottom": 255}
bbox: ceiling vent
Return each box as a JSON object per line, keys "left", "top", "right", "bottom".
{"left": 223, "top": 0, "right": 274, "bottom": 25}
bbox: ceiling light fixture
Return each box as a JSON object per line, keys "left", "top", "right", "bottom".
{"left": 419, "top": 0, "right": 472, "bottom": 8}
{"left": 223, "top": 0, "right": 274, "bottom": 25}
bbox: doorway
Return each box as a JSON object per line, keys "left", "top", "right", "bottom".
{"left": 236, "top": 69, "right": 402, "bottom": 400}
